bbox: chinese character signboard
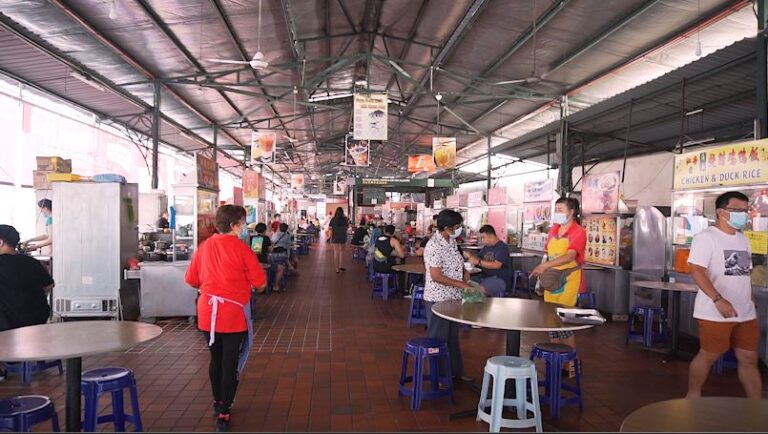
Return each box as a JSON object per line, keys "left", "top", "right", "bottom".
{"left": 673, "top": 139, "right": 768, "bottom": 190}
{"left": 196, "top": 153, "right": 219, "bottom": 191}
{"left": 353, "top": 93, "right": 388, "bottom": 140}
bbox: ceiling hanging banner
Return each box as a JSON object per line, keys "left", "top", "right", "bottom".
{"left": 432, "top": 137, "right": 457, "bottom": 169}
{"left": 333, "top": 175, "right": 347, "bottom": 195}
{"left": 291, "top": 173, "right": 305, "bottom": 190}
{"left": 250, "top": 130, "right": 276, "bottom": 164}
{"left": 196, "top": 153, "right": 219, "bottom": 191}
{"left": 408, "top": 154, "right": 437, "bottom": 173}
{"left": 344, "top": 135, "right": 371, "bottom": 166}
{"left": 242, "top": 169, "right": 261, "bottom": 200}
{"left": 353, "top": 92, "right": 388, "bottom": 140}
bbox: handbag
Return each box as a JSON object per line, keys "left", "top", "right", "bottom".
{"left": 538, "top": 265, "right": 580, "bottom": 292}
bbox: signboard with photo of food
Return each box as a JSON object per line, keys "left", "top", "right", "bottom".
{"left": 344, "top": 135, "right": 371, "bottom": 166}
{"left": 432, "top": 137, "right": 456, "bottom": 169}
{"left": 582, "top": 171, "right": 620, "bottom": 214}
{"left": 584, "top": 215, "right": 619, "bottom": 266}
{"left": 523, "top": 202, "right": 552, "bottom": 224}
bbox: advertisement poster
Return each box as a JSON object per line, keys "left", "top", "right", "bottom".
{"left": 523, "top": 179, "right": 554, "bottom": 203}
{"left": 488, "top": 187, "right": 508, "bottom": 206}
{"left": 523, "top": 202, "right": 551, "bottom": 224}
{"left": 408, "top": 154, "right": 437, "bottom": 173}
{"left": 487, "top": 207, "right": 507, "bottom": 242}
{"left": 446, "top": 194, "right": 460, "bottom": 209}
{"left": 333, "top": 176, "right": 347, "bottom": 196}
{"left": 467, "top": 191, "right": 484, "bottom": 207}
{"left": 291, "top": 174, "right": 305, "bottom": 190}
{"left": 582, "top": 171, "right": 620, "bottom": 214}
{"left": 584, "top": 216, "right": 618, "bottom": 266}
{"left": 195, "top": 153, "right": 219, "bottom": 191}
{"left": 344, "top": 135, "right": 371, "bottom": 166}
{"left": 673, "top": 139, "right": 768, "bottom": 189}
{"left": 250, "top": 130, "right": 276, "bottom": 164}
{"left": 353, "top": 93, "right": 388, "bottom": 140}
{"left": 242, "top": 169, "right": 261, "bottom": 200}
{"left": 432, "top": 137, "right": 456, "bottom": 169}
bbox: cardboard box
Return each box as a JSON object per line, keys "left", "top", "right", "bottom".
{"left": 36, "top": 156, "right": 72, "bottom": 173}
{"left": 46, "top": 173, "right": 81, "bottom": 182}
{"left": 33, "top": 170, "right": 50, "bottom": 190}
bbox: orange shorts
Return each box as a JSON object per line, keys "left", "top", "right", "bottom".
{"left": 697, "top": 318, "right": 759, "bottom": 354}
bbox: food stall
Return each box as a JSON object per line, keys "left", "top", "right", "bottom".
{"left": 521, "top": 179, "right": 553, "bottom": 256}
{"left": 580, "top": 171, "right": 635, "bottom": 317}
{"left": 134, "top": 154, "right": 219, "bottom": 322}
{"left": 487, "top": 187, "right": 522, "bottom": 248}
{"left": 464, "top": 191, "right": 486, "bottom": 243}
{"left": 667, "top": 140, "right": 768, "bottom": 363}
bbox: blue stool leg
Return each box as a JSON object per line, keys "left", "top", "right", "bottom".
{"left": 83, "top": 384, "right": 98, "bottom": 432}
{"left": 399, "top": 351, "right": 410, "bottom": 392}
{"left": 443, "top": 351, "right": 455, "bottom": 405}
{"left": 574, "top": 358, "right": 584, "bottom": 412}
{"left": 111, "top": 389, "right": 126, "bottom": 432}
{"left": 128, "top": 377, "right": 143, "bottom": 432}
{"left": 412, "top": 354, "right": 423, "bottom": 410}
{"left": 549, "top": 357, "right": 563, "bottom": 419}
{"left": 428, "top": 357, "right": 440, "bottom": 393}
{"left": 22, "top": 362, "right": 33, "bottom": 385}
{"left": 51, "top": 409, "right": 61, "bottom": 432}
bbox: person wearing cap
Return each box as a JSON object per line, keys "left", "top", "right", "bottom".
{"left": 0, "top": 224, "right": 54, "bottom": 381}
{"left": 22, "top": 199, "right": 53, "bottom": 251}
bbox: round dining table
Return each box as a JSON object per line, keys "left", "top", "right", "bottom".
{"left": 432, "top": 298, "right": 595, "bottom": 421}
{"left": 0, "top": 320, "right": 162, "bottom": 432}
{"left": 620, "top": 397, "right": 768, "bottom": 432}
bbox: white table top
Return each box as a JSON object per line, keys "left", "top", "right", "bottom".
{"left": 632, "top": 280, "right": 699, "bottom": 293}
{"left": 432, "top": 298, "right": 594, "bottom": 332}
{"left": 0, "top": 321, "right": 162, "bottom": 361}
{"left": 510, "top": 253, "right": 538, "bottom": 258}
{"left": 620, "top": 397, "right": 768, "bottom": 432}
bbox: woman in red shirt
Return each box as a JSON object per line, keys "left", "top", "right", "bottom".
{"left": 185, "top": 205, "right": 267, "bottom": 432}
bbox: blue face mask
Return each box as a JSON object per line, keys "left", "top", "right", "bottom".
{"left": 450, "top": 227, "right": 463, "bottom": 239}
{"left": 552, "top": 212, "right": 568, "bottom": 225}
{"left": 727, "top": 211, "right": 748, "bottom": 230}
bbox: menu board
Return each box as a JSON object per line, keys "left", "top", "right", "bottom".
{"left": 196, "top": 153, "right": 219, "bottom": 191}
{"left": 446, "top": 194, "right": 460, "bottom": 208}
{"left": 487, "top": 208, "right": 507, "bottom": 241}
{"left": 585, "top": 216, "right": 618, "bottom": 266}
{"left": 673, "top": 139, "right": 768, "bottom": 190}
{"left": 523, "top": 202, "right": 551, "bottom": 224}
{"left": 488, "top": 187, "right": 508, "bottom": 206}
{"left": 523, "top": 232, "right": 548, "bottom": 251}
{"left": 582, "top": 171, "right": 620, "bottom": 214}
{"left": 467, "top": 191, "right": 483, "bottom": 207}
{"left": 523, "top": 179, "right": 554, "bottom": 202}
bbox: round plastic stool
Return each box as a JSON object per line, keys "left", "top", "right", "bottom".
{"left": 477, "top": 356, "right": 542, "bottom": 432}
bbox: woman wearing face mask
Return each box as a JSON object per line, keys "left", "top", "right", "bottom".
{"left": 423, "top": 209, "right": 475, "bottom": 383}
{"left": 531, "top": 197, "right": 586, "bottom": 375}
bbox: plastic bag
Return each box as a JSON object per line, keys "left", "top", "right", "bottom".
{"left": 461, "top": 281, "right": 486, "bottom": 304}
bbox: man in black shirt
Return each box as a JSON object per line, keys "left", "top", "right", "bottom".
{"left": 0, "top": 225, "right": 54, "bottom": 379}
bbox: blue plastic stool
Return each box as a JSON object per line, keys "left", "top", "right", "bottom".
{"left": 298, "top": 238, "right": 310, "bottom": 255}
{"left": 371, "top": 273, "right": 396, "bottom": 300}
{"left": 0, "top": 395, "right": 60, "bottom": 432}
{"left": 367, "top": 260, "right": 375, "bottom": 281}
{"left": 713, "top": 349, "right": 738, "bottom": 375}
{"left": 352, "top": 246, "right": 367, "bottom": 263}
{"left": 529, "top": 343, "right": 583, "bottom": 419}
{"left": 626, "top": 306, "right": 668, "bottom": 348}
{"left": 81, "top": 367, "right": 143, "bottom": 432}
{"left": 511, "top": 271, "right": 533, "bottom": 298}
{"left": 577, "top": 291, "right": 597, "bottom": 309}
{"left": 4, "top": 360, "right": 63, "bottom": 385}
{"left": 398, "top": 338, "right": 455, "bottom": 410}
{"left": 407, "top": 285, "right": 427, "bottom": 328}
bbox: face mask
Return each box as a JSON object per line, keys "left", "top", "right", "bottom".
{"left": 726, "top": 211, "right": 748, "bottom": 230}
{"left": 552, "top": 212, "right": 568, "bottom": 225}
{"left": 450, "top": 227, "right": 463, "bottom": 239}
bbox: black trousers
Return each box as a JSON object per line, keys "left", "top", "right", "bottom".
{"left": 425, "top": 301, "right": 463, "bottom": 377}
{"left": 202, "top": 331, "right": 247, "bottom": 412}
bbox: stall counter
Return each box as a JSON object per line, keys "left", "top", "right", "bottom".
{"left": 136, "top": 261, "right": 198, "bottom": 321}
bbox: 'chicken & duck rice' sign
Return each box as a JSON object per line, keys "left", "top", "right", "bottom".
{"left": 673, "top": 139, "right": 768, "bottom": 190}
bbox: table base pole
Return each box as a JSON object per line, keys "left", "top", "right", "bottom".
{"left": 65, "top": 357, "right": 82, "bottom": 433}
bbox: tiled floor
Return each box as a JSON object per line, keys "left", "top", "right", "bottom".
{"left": 2, "top": 240, "right": 765, "bottom": 432}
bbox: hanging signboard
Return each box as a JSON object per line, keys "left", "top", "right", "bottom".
{"left": 523, "top": 202, "right": 552, "bottom": 224}
{"left": 333, "top": 175, "right": 347, "bottom": 195}
{"left": 467, "top": 192, "right": 483, "bottom": 207}
{"left": 291, "top": 174, "right": 305, "bottom": 190}
{"left": 523, "top": 179, "right": 554, "bottom": 203}
{"left": 582, "top": 171, "right": 621, "bottom": 214}
{"left": 446, "top": 194, "right": 460, "bottom": 208}
{"left": 488, "top": 187, "right": 509, "bottom": 206}
{"left": 408, "top": 154, "right": 437, "bottom": 173}
{"left": 196, "top": 153, "right": 219, "bottom": 191}
{"left": 344, "top": 135, "right": 371, "bottom": 167}
{"left": 242, "top": 169, "right": 261, "bottom": 200}
{"left": 353, "top": 92, "right": 388, "bottom": 140}
{"left": 673, "top": 139, "right": 768, "bottom": 190}
{"left": 250, "top": 130, "right": 276, "bottom": 164}
{"left": 433, "top": 137, "right": 457, "bottom": 169}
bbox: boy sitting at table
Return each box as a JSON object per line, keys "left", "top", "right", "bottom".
{"left": 464, "top": 225, "right": 511, "bottom": 297}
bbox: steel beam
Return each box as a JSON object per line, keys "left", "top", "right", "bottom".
{"left": 384, "top": 0, "right": 429, "bottom": 93}
{"left": 151, "top": 80, "right": 161, "bottom": 189}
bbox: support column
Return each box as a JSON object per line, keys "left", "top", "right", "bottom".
{"left": 758, "top": 0, "right": 768, "bottom": 138}
{"left": 151, "top": 80, "right": 161, "bottom": 190}
{"left": 486, "top": 135, "right": 492, "bottom": 191}
{"left": 212, "top": 125, "right": 218, "bottom": 163}
{"left": 556, "top": 96, "right": 572, "bottom": 196}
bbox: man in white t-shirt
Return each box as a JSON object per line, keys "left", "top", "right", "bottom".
{"left": 686, "top": 191, "right": 761, "bottom": 398}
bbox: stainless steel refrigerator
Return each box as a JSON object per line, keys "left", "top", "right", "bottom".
{"left": 52, "top": 182, "right": 138, "bottom": 319}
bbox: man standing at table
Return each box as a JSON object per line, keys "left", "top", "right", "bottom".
{"left": 0, "top": 225, "right": 54, "bottom": 380}
{"left": 686, "top": 191, "right": 762, "bottom": 398}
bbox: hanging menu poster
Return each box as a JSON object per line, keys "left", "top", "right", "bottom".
{"left": 196, "top": 153, "right": 219, "bottom": 191}
{"left": 523, "top": 202, "right": 551, "bottom": 224}
{"left": 344, "top": 135, "right": 371, "bottom": 166}
{"left": 250, "top": 130, "right": 276, "bottom": 164}
{"left": 488, "top": 187, "right": 508, "bottom": 206}
{"left": 242, "top": 169, "right": 261, "bottom": 200}
{"left": 582, "top": 171, "right": 620, "bottom": 214}
{"left": 333, "top": 176, "right": 347, "bottom": 196}
{"left": 353, "top": 93, "right": 388, "bottom": 140}
{"left": 433, "top": 137, "right": 457, "bottom": 169}
{"left": 523, "top": 179, "right": 554, "bottom": 203}
{"left": 584, "top": 215, "right": 618, "bottom": 266}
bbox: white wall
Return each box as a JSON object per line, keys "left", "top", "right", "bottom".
{"left": 571, "top": 152, "right": 674, "bottom": 207}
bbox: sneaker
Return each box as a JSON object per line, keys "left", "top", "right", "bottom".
{"left": 216, "top": 413, "right": 231, "bottom": 432}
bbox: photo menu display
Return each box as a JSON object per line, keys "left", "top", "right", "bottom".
{"left": 585, "top": 215, "right": 618, "bottom": 266}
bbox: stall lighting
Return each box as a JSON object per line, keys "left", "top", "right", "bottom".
{"left": 307, "top": 92, "right": 353, "bottom": 102}
{"left": 685, "top": 108, "right": 704, "bottom": 116}
{"left": 70, "top": 71, "right": 105, "bottom": 92}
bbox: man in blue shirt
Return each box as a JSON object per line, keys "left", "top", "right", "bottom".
{"left": 466, "top": 225, "right": 511, "bottom": 297}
